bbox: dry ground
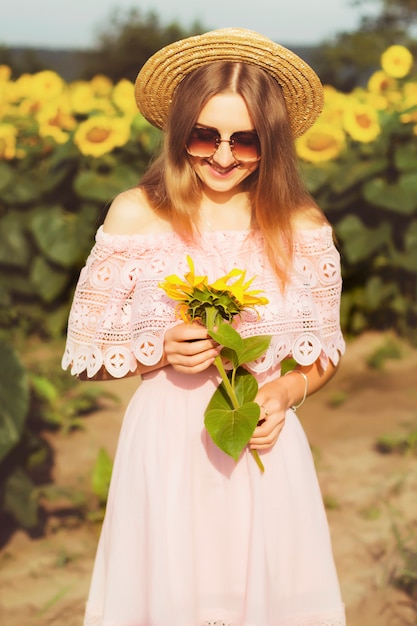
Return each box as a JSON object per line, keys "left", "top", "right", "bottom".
{"left": 1, "top": 332, "right": 416, "bottom": 626}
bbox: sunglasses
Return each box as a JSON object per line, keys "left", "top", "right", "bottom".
{"left": 185, "top": 126, "right": 261, "bottom": 162}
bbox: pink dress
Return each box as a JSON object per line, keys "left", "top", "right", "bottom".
{"left": 62, "top": 224, "right": 346, "bottom": 626}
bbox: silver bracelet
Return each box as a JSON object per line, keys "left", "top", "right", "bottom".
{"left": 283, "top": 369, "right": 308, "bottom": 410}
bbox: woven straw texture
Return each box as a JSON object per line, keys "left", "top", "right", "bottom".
{"left": 135, "top": 28, "right": 324, "bottom": 137}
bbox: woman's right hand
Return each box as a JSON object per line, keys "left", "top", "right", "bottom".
{"left": 164, "top": 322, "right": 221, "bottom": 374}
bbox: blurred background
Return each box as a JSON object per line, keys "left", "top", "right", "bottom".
{"left": 1, "top": 1, "right": 417, "bottom": 624}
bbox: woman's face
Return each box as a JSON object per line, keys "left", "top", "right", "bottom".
{"left": 187, "top": 93, "right": 260, "bottom": 196}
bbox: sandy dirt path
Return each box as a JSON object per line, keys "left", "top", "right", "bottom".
{"left": 0, "top": 332, "right": 416, "bottom": 626}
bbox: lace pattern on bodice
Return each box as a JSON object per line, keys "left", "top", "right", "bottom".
{"left": 62, "top": 225, "right": 345, "bottom": 378}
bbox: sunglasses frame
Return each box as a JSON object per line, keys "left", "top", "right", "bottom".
{"left": 185, "top": 126, "right": 261, "bottom": 163}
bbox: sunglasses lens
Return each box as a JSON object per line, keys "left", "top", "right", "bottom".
{"left": 186, "top": 128, "right": 218, "bottom": 158}
{"left": 186, "top": 127, "right": 261, "bottom": 162}
{"left": 232, "top": 132, "right": 261, "bottom": 161}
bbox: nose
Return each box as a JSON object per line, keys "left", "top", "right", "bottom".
{"left": 212, "top": 139, "right": 236, "bottom": 166}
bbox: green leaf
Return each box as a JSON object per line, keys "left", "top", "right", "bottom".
{"left": 237, "top": 335, "right": 272, "bottom": 366}
{"left": 0, "top": 161, "right": 14, "bottom": 192}
{"left": 30, "top": 205, "right": 96, "bottom": 268}
{"left": 74, "top": 166, "right": 139, "bottom": 203}
{"left": 92, "top": 448, "right": 113, "bottom": 504}
{"left": 336, "top": 215, "right": 391, "bottom": 263}
{"left": 1, "top": 173, "right": 43, "bottom": 205}
{"left": 391, "top": 219, "right": 417, "bottom": 271}
{"left": 364, "top": 276, "right": 399, "bottom": 309}
{"left": 0, "top": 213, "right": 31, "bottom": 268}
{"left": 300, "top": 162, "right": 338, "bottom": 194}
{"left": 204, "top": 368, "right": 260, "bottom": 461}
{"left": 30, "top": 256, "right": 68, "bottom": 302}
{"left": 233, "top": 367, "right": 259, "bottom": 404}
{"left": 209, "top": 327, "right": 270, "bottom": 367}
{"left": 0, "top": 340, "right": 29, "bottom": 462}
{"left": 209, "top": 322, "right": 244, "bottom": 352}
{"left": 3, "top": 467, "right": 39, "bottom": 529}
{"left": 204, "top": 402, "right": 260, "bottom": 461}
{"left": 363, "top": 175, "right": 417, "bottom": 214}
{"left": 394, "top": 143, "right": 417, "bottom": 172}
{"left": 331, "top": 158, "right": 388, "bottom": 194}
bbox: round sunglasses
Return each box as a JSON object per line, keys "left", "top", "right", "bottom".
{"left": 185, "top": 126, "right": 261, "bottom": 163}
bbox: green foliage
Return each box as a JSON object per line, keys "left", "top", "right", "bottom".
{"left": 0, "top": 340, "right": 29, "bottom": 462}
{"left": 303, "top": 101, "right": 417, "bottom": 343}
{"left": 327, "top": 391, "right": 349, "bottom": 408}
{"left": 391, "top": 522, "right": 417, "bottom": 602}
{"left": 323, "top": 494, "right": 341, "bottom": 511}
{"left": 375, "top": 426, "right": 417, "bottom": 455}
{"left": 204, "top": 322, "right": 271, "bottom": 468}
{"left": 0, "top": 122, "right": 158, "bottom": 339}
{"left": 92, "top": 448, "right": 113, "bottom": 506}
{"left": 0, "top": 341, "right": 117, "bottom": 539}
{"left": 366, "top": 336, "right": 403, "bottom": 369}
{"left": 313, "top": 0, "right": 417, "bottom": 90}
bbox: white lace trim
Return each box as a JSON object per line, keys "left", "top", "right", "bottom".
{"left": 63, "top": 225, "right": 345, "bottom": 378}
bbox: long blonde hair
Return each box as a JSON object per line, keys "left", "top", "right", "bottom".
{"left": 140, "top": 61, "right": 321, "bottom": 282}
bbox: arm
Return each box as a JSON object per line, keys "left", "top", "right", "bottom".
{"left": 250, "top": 214, "right": 344, "bottom": 450}
{"left": 78, "top": 321, "right": 222, "bottom": 381}
{"left": 250, "top": 358, "right": 338, "bottom": 450}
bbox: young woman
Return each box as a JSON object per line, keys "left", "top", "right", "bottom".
{"left": 63, "top": 28, "right": 346, "bottom": 626}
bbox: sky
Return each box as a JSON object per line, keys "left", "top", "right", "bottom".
{"left": 1, "top": 0, "right": 378, "bottom": 49}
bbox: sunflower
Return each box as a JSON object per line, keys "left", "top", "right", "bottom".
{"left": 367, "top": 70, "right": 397, "bottom": 95}
{"left": 69, "top": 80, "right": 103, "bottom": 115}
{"left": 37, "top": 101, "right": 77, "bottom": 144}
{"left": 112, "top": 79, "right": 138, "bottom": 115}
{"left": 0, "top": 65, "right": 11, "bottom": 82}
{"left": 343, "top": 102, "right": 381, "bottom": 143}
{"left": 90, "top": 74, "right": 113, "bottom": 97}
{"left": 31, "top": 70, "right": 66, "bottom": 101}
{"left": 159, "top": 256, "right": 268, "bottom": 324}
{"left": 399, "top": 94, "right": 417, "bottom": 124}
{"left": 321, "top": 87, "right": 347, "bottom": 128}
{"left": 381, "top": 45, "right": 414, "bottom": 79}
{"left": 296, "top": 123, "right": 345, "bottom": 163}
{"left": 74, "top": 115, "right": 131, "bottom": 157}
{"left": 0, "top": 123, "right": 18, "bottom": 159}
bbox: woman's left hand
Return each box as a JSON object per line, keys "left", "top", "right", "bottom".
{"left": 249, "top": 379, "right": 289, "bottom": 451}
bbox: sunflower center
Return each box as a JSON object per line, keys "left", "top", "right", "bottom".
{"left": 356, "top": 114, "right": 372, "bottom": 129}
{"left": 87, "top": 127, "right": 111, "bottom": 143}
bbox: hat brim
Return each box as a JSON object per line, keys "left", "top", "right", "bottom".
{"left": 135, "top": 28, "right": 324, "bottom": 137}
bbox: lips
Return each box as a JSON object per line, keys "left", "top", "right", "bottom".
{"left": 206, "top": 159, "right": 238, "bottom": 176}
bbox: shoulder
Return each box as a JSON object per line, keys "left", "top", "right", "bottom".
{"left": 102, "top": 187, "right": 172, "bottom": 235}
{"left": 291, "top": 205, "right": 328, "bottom": 231}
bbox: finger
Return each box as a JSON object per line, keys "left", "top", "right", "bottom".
{"left": 249, "top": 427, "right": 282, "bottom": 449}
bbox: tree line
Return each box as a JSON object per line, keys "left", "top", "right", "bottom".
{"left": 0, "top": 0, "right": 416, "bottom": 91}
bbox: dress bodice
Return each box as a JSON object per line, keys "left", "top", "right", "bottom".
{"left": 62, "top": 225, "right": 345, "bottom": 378}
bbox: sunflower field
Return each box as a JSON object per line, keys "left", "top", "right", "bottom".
{"left": 0, "top": 43, "right": 416, "bottom": 536}
{"left": 1, "top": 44, "right": 416, "bottom": 346}
{"left": 297, "top": 45, "right": 417, "bottom": 340}
{"left": 0, "top": 44, "right": 417, "bottom": 342}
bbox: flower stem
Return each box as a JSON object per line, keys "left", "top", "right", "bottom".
{"left": 251, "top": 450, "right": 264, "bottom": 473}
{"left": 205, "top": 306, "right": 265, "bottom": 474}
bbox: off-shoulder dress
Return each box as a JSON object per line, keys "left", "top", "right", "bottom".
{"left": 62, "top": 224, "right": 346, "bottom": 626}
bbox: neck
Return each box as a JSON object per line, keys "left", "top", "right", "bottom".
{"left": 199, "top": 191, "right": 253, "bottom": 231}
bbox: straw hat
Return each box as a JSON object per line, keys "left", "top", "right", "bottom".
{"left": 135, "top": 27, "right": 324, "bottom": 137}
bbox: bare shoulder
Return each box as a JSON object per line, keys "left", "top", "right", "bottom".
{"left": 103, "top": 187, "right": 172, "bottom": 235}
{"left": 291, "top": 205, "right": 328, "bottom": 231}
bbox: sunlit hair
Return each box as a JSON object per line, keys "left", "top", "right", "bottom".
{"left": 140, "top": 61, "right": 323, "bottom": 283}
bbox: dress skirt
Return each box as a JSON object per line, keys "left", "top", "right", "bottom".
{"left": 83, "top": 366, "right": 345, "bottom": 626}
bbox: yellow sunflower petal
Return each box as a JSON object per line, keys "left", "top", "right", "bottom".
{"left": 381, "top": 45, "right": 414, "bottom": 79}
